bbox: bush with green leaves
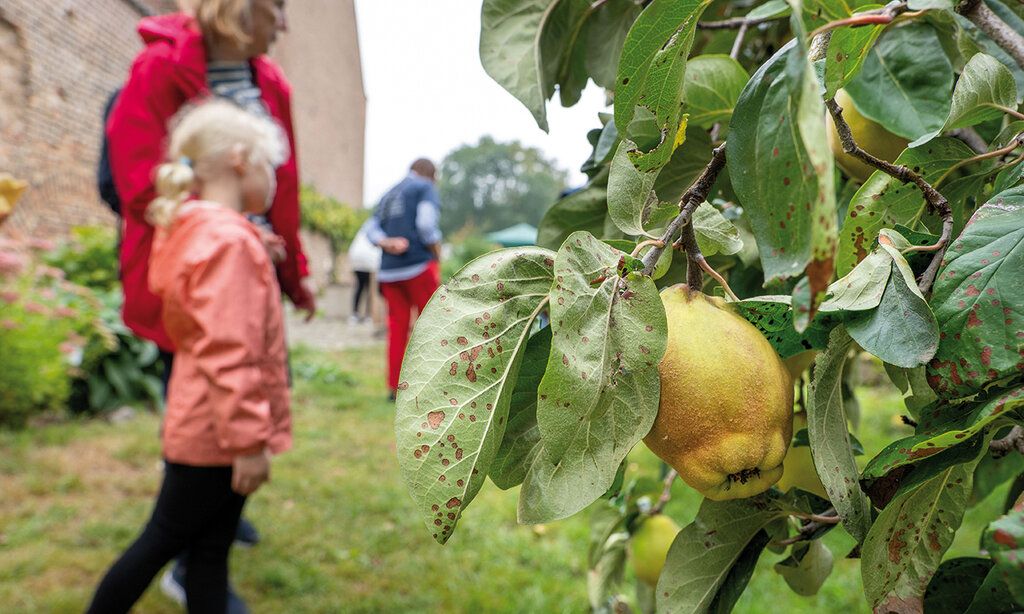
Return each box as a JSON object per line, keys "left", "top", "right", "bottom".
{"left": 43, "top": 225, "right": 120, "bottom": 292}
{"left": 39, "top": 226, "right": 164, "bottom": 415}
{"left": 394, "top": 1, "right": 1024, "bottom": 612}
{"left": 300, "top": 184, "right": 369, "bottom": 251}
{"left": 440, "top": 232, "right": 500, "bottom": 281}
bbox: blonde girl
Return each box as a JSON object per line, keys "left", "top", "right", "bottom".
{"left": 88, "top": 100, "right": 292, "bottom": 614}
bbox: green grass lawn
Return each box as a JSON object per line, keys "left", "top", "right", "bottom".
{"left": 0, "top": 346, "right": 1010, "bottom": 613}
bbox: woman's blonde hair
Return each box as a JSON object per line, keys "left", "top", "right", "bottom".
{"left": 148, "top": 99, "right": 288, "bottom": 226}
{"left": 183, "top": 0, "right": 254, "bottom": 49}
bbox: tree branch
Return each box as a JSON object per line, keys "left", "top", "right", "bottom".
{"left": 808, "top": 1, "right": 910, "bottom": 39}
{"left": 825, "top": 98, "right": 952, "bottom": 294}
{"left": 949, "top": 127, "right": 990, "bottom": 154}
{"left": 991, "top": 426, "right": 1024, "bottom": 457}
{"left": 775, "top": 508, "right": 840, "bottom": 547}
{"left": 641, "top": 143, "right": 728, "bottom": 276}
{"left": 698, "top": 14, "right": 786, "bottom": 30}
{"left": 649, "top": 469, "right": 678, "bottom": 515}
{"left": 958, "top": 0, "right": 1024, "bottom": 70}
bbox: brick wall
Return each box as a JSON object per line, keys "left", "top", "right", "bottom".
{"left": 0, "top": 0, "right": 365, "bottom": 241}
{"left": 0, "top": 0, "right": 151, "bottom": 238}
{"left": 271, "top": 0, "right": 366, "bottom": 208}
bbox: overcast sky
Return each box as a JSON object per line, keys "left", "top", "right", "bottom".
{"left": 353, "top": 0, "right": 608, "bottom": 207}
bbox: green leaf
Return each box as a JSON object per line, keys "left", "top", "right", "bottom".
{"left": 807, "top": 326, "right": 872, "bottom": 542}
{"left": 823, "top": 6, "right": 886, "bottom": 99}
{"left": 836, "top": 137, "right": 976, "bottom": 276}
{"left": 845, "top": 23, "right": 954, "bottom": 140}
{"left": 911, "top": 52, "right": 1020, "bottom": 147}
{"left": 489, "top": 327, "right": 550, "bottom": 490}
{"left": 884, "top": 364, "right": 939, "bottom": 415}
{"left": 728, "top": 38, "right": 837, "bottom": 296}
{"left": 862, "top": 461, "right": 976, "bottom": 612}
{"left": 773, "top": 539, "right": 834, "bottom": 597}
{"left": 707, "top": 529, "right": 771, "bottom": 614}
{"left": 652, "top": 128, "right": 714, "bottom": 204}
{"left": 395, "top": 247, "right": 555, "bottom": 543}
{"left": 924, "top": 557, "right": 996, "bottom": 614}
{"left": 972, "top": 451, "right": 1024, "bottom": 508}
{"left": 692, "top": 202, "right": 743, "bottom": 256}
{"left": 983, "top": 498, "right": 1024, "bottom": 606}
{"left": 731, "top": 296, "right": 841, "bottom": 358}
{"left": 927, "top": 189, "right": 1024, "bottom": 400}
{"left": 819, "top": 248, "right": 892, "bottom": 312}
{"left": 588, "top": 529, "right": 630, "bottom": 611}
{"left": 682, "top": 55, "right": 750, "bottom": 129}
{"left": 583, "top": 0, "right": 643, "bottom": 91}
{"left": 519, "top": 233, "right": 667, "bottom": 523}
{"left": 862, "top": 387, "right": 1024, "bottom": 480}
{"left": 480, "top": 0, "right": 560, "bottom": 131}
{"left": 607, "top": 141, "right": 661, "bottom": 236}
{"left": 846, "top": 246, "right": 939, "bottom": 368}
{"left": 613, "top": 0, "right": 712, "bottom": 171}
{"left": 965, "top": 564, "right": 1020, "bottom": 614}
{"left": 537, "top": 183, "right": 608, "bottom": 251}
{"left": 657, "top": 497, "right": 781, "bottom": 613}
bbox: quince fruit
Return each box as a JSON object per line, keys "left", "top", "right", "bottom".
{"left": 645, "top": 285, "right": 793, "bottom": 501}
{"left": 631, "top": 514, "right": 680, "bottom": 586}
{"left": 826, "top": 89, "right": 909, "bottom": 183}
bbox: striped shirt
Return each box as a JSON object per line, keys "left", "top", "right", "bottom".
{"left": 207, "top": 61, "right": 273, "bottom": 230}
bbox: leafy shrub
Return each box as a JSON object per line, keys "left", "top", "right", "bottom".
{"left": 441, "top": 231, "right": 500, "bottom": 281}
{"left": 44, "top": 226, "right": 119, "bottom": 292}
{"left": 300, "top": 185, "right": 369, "bottom": 251}
{"left": 0, "top": 300, "right": 72, "bottom": 428}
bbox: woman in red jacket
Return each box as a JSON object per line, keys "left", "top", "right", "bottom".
{"left": 105, "top": 1, "right": 313, "bottom": 609}
{"left": 108, "top": 0, "right": 315, "bottom": 357}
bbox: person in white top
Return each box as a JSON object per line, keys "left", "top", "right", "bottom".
{"left": 347, "top": 228, "right": 382, "bottom": 323}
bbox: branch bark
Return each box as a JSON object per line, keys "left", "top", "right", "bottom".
{"left": 825, "top": 98, "right": 952, "bottom": 294}
{"left": 991, "top": 426, "right": 1024, "bottom": 457}
{"left": 698, "top": 14, "right": 785, "bottom": 30}
{"left": 776, "top": 508, "right": 840, "bottom": 547}
{"left": 649, "top": 469, "right": 678, "bottom": 515}
{"left": 958, "top": 0, "right": 1024, "bottom": 70}
{"left": 641, "top": 143, "right": 728, "bottom": 276}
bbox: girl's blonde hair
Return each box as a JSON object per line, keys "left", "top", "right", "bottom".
{"left": 149, "top": 99, "right": 288, "bottom": 226}
{"left": 183, "top": 0, "right": 254, "bottom": 49}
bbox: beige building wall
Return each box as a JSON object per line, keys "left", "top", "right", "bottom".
{"left": 272, "top": 0, "right": 366, "bottom": 208}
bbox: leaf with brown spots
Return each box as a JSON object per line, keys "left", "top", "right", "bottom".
{"left": 926, "top": 189, "right": 1024, "bottom": 401}
{"left": 835, "top": 138, "right": 975, "bottom": 277}
{"left": 727, "top": 25, "right": 837, "bottom": 301}
{"left": 982, "top": 493, "right": 1024, "bottom": 605}
{"left": 518, "top": 231, "right": 667, "bottom": 523}
{"left": 862, "top": 387, "right": 1024, "bottom": 481}
{"left": 862, "top": 460, "right": 976, "bottom": 611}
{"left": 395, "top": 247, "right": 555, "bottom": 544}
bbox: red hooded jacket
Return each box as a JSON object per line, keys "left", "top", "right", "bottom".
{"left": 107, "top": 13, "right": 309, "bottom": 351}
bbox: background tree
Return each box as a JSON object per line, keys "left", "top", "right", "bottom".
{"left": 437, "top": 136, "right": 569, "bottom": 235}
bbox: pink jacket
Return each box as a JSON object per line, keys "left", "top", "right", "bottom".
{"left": 150, "top": 202, "right": 292, "bottom": 466}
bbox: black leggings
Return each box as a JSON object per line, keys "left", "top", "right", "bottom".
{"left": 353, "top": 270, "right": 371, "bottom": 317}
{"left": 87, "top": 462, "right": 247, "bottom": 614}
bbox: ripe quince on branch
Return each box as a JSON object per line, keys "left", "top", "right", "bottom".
{"left": 644, "top": 285, "right": 794, "bottom": 501}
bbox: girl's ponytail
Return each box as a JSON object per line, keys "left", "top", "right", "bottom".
{"left": 148, "top": 158, "right": 196, "bottom": 227}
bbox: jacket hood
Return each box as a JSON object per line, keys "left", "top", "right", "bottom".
{"left": 138, "top": 13, "right": 201, "bottom": 48}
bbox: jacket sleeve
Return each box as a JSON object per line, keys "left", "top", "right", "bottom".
{"left": 187, "top": 235, "right": 273, "bottom": 456}
{"left": 106, "top": 52, "right": 188, "bottom": 224}
{"left": 266, "top": 77, "right": 310, "bottom": 303}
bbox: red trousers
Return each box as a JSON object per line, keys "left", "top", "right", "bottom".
{"left": 379, "top": 261, "right": 441, "bottom": 391}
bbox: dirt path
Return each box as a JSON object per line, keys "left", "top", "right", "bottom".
{"left": 285, "top": 284, "right": 385, "bottom": 351}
